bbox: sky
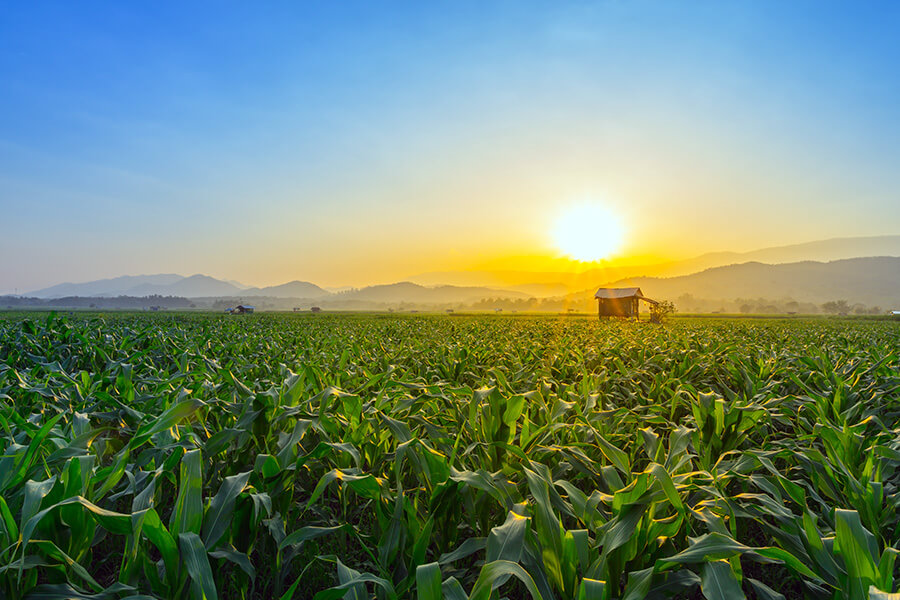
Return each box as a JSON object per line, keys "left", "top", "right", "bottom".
{"left": 2, "top": 1, "right": 899, "bottom": 292}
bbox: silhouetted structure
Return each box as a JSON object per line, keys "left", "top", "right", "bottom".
{"left": 595, "top": 287, "right": 657, "bottom": 319}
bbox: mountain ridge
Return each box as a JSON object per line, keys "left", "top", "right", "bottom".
{"left": 581, "top": 256, "right": 900, "bottom": 309}
{"left": 18, "top": 235, "right": 900, "bottom": 310}
{"left": 408, "top": 234, "right": 900, "bottom": 292}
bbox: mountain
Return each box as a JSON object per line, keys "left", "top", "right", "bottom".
{"left": 222, "top": 279, "right": 251, "bottom": 290}
{"left": 23, "top": 275, "right": 521, "bottom": 306}
{"left": 29, "top": 274, "right": 244, "bottom": 298}
{"left": 242, "top": 281, "right": 330, "bottom": 298}
{"left": 409, "top": 235, "right": 900, "bottom": 293}
{"left": 29, "top": 274, "right": 185, "bottom": 298}
{"left": 27, "top": 275, "right": 330, "bottom": 299}
{"left": 20, "top": 235, "right": 900, "bottom": 310}
{"left": 651, "top": 235, "right": 900, "bottom": 278}
{"left": 734, "top": 235, "right": 900, "bottom": 265}
{"left": 587, "top": 257, "right": 900, "bottom": 308}
{"left": 127, "top": 275, "right": 244, "bottom": 297}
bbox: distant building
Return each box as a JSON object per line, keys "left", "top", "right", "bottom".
{"left": 594, "top": 287, "right": 657, "bottom": 319}
{"left": 232, "top": 305, "right": 255, "bottom": 314}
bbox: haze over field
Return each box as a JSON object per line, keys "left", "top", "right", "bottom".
{"left": 2, "top": 2, "right": 899, "bottom": 303}
{"left": 16, "top": 238, "right": 900, "bottom": 313}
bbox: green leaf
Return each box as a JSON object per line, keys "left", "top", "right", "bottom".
{"left": 469, "top": 560, "right": 544, "bottom": 600}
{"left": 647, "top": 463, "right": 685, "bottom": 513}
{"left": 487, "top": 509, "right": 530, "bottom": 563}
{"left": 19, "top": 582, "right": 143, "bottom": 599}
{"left": 201, "top": 471, "right": 251, "bottom": 550}
{"left": 179, "top": 532, "right": 218, "bottom": 600}
{"left": 835, "top": 509, "right": 879, "bottom": 600}
{"left": 747, "top": 579, "right": 786, "bottom": 600}
{"left": 209, "top": 545, "right": 256, "bottom": 581}
{"left": 601, "top": 503, "right": 647, "bottom": 557}
{"left": 279, "top": 574, "right": 305, "bottom": 600}
{"left": 279, "top": 525, "right": 352, "bottom": 550}
{"left": 593, "top": 432, "right": 630, "bottom": 474}
{"left": 416, "top": 562, "right": 444, "bottom": 600}
{"left": 130, "top": 399, "right": 204, "bottom": 449}
{"left": 502, "top": 395, "right": 526, "bottom": 429}
{"left": 700, "top": 560, "right": 746, "bottom": 600}
{"left": 312, "top": 559, "right": 397, "bottom": 600}
{"left": 29, "top": 539, "right": 103, "bottom": 592}
{"left": 133, "top": 508, "right": 179, "bottom": 589}
{"left": 307, "top": 470, "right": 382, "bottom": 507}
{"left": 439, "top": 537, "right": 487, "bottom": 564}
{"left": 442, "top": 577, "right": 469, "bottom": 600}
{"left": 622, "top": 567, "right": 654, "bottom": 600}
{"left": 171, "top": 448, "right": 204, "bottom": 538}
{"left": 659, "top": 533, "right": 750, "bottom": 568}
{"left": 0, "top": 495, "right": 19, "bottom": 546}
{"left": 578, "top": 578, "right": 606, "bottom": 600}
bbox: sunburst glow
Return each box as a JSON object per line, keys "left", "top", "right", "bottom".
{"left": 552, "top": 204, "right": 625, "bottom": 262}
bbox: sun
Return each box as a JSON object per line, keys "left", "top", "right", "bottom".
{"left": 552, "top": 203, "right": 624, "bottom": 262}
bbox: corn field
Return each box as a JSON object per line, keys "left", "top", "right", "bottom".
{"left": 1, "top": 312, "right": 899, "bottom": 600}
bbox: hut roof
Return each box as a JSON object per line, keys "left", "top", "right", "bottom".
{"left": 594, "top": 287, "right": 659, "bottom": 305}
{"left": 594, "top": 287, "right": 644, "bottom": 299}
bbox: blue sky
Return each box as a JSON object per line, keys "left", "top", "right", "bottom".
{"left": 2, "top": 1, "right": 899, "bottom": 291}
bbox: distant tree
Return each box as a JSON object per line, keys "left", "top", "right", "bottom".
{"left": 822, "top": 300, "right": 850, "bottom": 315}
{"left": 650, "top": 300, "right": 676, "bottom": 324}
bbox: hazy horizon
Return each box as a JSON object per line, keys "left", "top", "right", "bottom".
{"left": 3, "top": 2, "right": 900, "bottom": 293}
{"left": 12, "top": 234, "right": 900, "bottom": 298}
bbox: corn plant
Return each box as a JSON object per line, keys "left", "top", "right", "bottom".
{"left": 0, "top": 311, "right": 898, "bottom": 599}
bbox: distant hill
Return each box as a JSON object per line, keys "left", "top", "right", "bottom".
{"left": 728, "top": 235, "right": 900, "bottom": 265}
{"left": 29, "top": 274, "right": 185, "bottom": 298}
{"left": 126, "top": 274, "right": 244, "bottom": 297}
{"left": 20, "top": 241, "right": 900, "bottom": 311}
{"left": 27, "top": 274, "right": 330, "bottom": 299}
{"left": 584, "top": 257, "right": 900, "bottom": 308}
{"left": 243, "top": 281, "right": 330, "bottom": 299}
{"left": 25, "top": 275, "right": 525, "bottom": 306}
{"left": 409, "top": 235, "right": 900, "bottom": 293}
{"left": 657, "top": 235, "right": 900, "bottom": 278}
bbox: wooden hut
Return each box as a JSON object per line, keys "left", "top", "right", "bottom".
{"left": 594, "top": 287, "right": 657, "bottom": 319}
